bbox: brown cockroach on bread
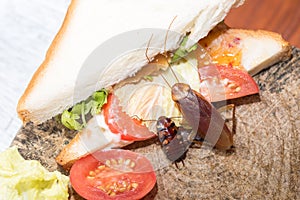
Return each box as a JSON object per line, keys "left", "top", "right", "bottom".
{"left": 171, "top": 83, "right": 233, "bottom": 150}
{"left": 155, "top": 83, "right": 233, "bottom": 166}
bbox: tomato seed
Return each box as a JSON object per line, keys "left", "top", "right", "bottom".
{"left": 109, "top": 186, "right": 115, "bottom": 190}
{"left": 130, "top": 161, "right": 135, "bottom": 168}
{"left": 112, "top": 182, "right": 118, "bottom": 189}
{"left": 228, "top": 83, "right": 236, "bottom": 89}
{"left": 120, "top": 181, "right": 127, "bottom": 188}
{"left": 110, "top": 192, "right": 116, "bottom": 196}
{"left": 98, "top": 165, "right": 105, "bottom": 170}
{"left": 222, "top": 78, "right": 229, "bottom": 86}
{"left": 97, "top": 186, "right": 106, "bottom": 192}
{"left": 127, "top": 185, "right": 131, "bottom": 190}
{"left": 132, "top": 183, "right": 138, "bottom": 189}
{"left": 235, "top": 86, "right": 241, "bottom": 92}
{"left": 89, "top": 171, "right": 96, "bottom": 176}
{"left": 124, "top": 159, "right": 131, "bottom": 165}
{"left": 105, "top": 160, "right": 111, "bottom": 166}
{"left": 118, "top": 158, "right": 123, "bottom": 164}
{"left": 86, "top": 176, "right": 95, "bottom": 179}
{"left": 111, "top": 159, "right": 117, "bottom": 165}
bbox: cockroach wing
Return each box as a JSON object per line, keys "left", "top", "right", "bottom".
{"left": 171, "top": 83, "right": 233, "bottom": 150}
{"left": 162, "top": 127, "right": 195, "bottom": 163}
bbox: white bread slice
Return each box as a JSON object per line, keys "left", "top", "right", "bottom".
{"left": 200, "top": 23, "right": 291, "bottom": 75}
{"left": 17, "top": 0, "right": 244, "bottom": 124}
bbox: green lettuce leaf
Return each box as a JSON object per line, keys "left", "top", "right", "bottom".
{"left": 171, "top": 35, "right": 198, "bottom": 63}
{"left": 0, "top": 146, "right": 69, "bottom": 200}
{"left": 143, "top": 75, "right": 153, "bottom": 81}
{"left": 61, "top": 89, "right": 108, "bottom": 130}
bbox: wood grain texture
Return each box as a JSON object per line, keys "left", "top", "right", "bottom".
{"left": 226, "top": 0, "right": 300, "bottom": 47}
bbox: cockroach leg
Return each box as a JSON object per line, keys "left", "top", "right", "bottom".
{"left": 217, "top": 104, "right": 236, "bottom": 136}
{"left": 192, "top": 137, "right": 204, "bottom": 147}
{"left": 217, "top": 104, "right": 235, "bottom": 121}
{"left": 174, "top": 158, "right": 185, "bottom": 169}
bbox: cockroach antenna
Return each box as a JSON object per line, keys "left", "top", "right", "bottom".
{"left": 164, "top": 16, "right": 180, "bottom": 84}
{"left": 164, "top": 15, "right": 178, "bottom": 55}
{"left": 148, "top": 15, "right": 180, "bottom": 89}
{"left": 157, "top": 16, "right": 181, "bottom": 88}
{"left": 160, "top": 73, "right": 172, "bottom": 89}
{"left": 168, "top": 60, "right": 180, "bottom": 83}
{"left": 145, "top": 33, "right": 154, "bottom": 63}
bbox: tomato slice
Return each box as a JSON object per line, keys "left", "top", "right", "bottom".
{"left": 103, "top": 94, "right": 156, "bottom": 141}
{"left": 70, "top": 149, "right": 156, "bottom": 200}
{"left": 199, "top": 65, "right": 259, "bottom": 102}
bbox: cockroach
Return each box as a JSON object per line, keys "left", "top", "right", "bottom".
{"left": 156, "top": 116, "right": 195, "bottom": 167}
{"left": 171, "top": 83, "right": 233, "bottom": 150}
{"left": 150, "top": 54, "right": 233, "bottom": 151}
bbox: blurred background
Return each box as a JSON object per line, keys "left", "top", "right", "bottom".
{"left": 0, "top": 0, "right": 299, "bottom": 152}
{"left": 226, "top": 0, "right": 299, "bottom": 47}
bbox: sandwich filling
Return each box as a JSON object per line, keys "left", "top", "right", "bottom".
{"left": 60, "top": 32, "right": 259, "bottom": 131}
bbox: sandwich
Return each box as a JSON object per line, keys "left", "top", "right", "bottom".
{"left": 16, "top": 0, "right": 292, "bottom": 198}
{"left": 18, "top": 0, "right": 290, "bottom": 177}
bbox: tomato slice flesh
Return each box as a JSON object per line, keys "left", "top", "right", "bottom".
{"left": 70, "top": 149, "right": 156, "bottom": 200}
{"left": 103, "top": 94, "right": 155, "bottom": 141}
{"left": 199, "top": 65, "right": 259, "bottom": 102}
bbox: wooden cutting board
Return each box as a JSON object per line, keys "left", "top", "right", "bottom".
{"left": 11, "top": 48, "right": 300, "bottom": 199}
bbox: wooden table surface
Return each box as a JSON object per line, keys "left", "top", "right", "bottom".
{"left": 0, "top": 0, "right": 299, "bottom": 152}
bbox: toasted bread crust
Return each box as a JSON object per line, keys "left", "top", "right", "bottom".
{"left": 55, "top": 130, "right": 81, "bottom": 170}
{"left": 231, "top": 29, "right": 291, "bottom": 75}
{"left": 17, "top": 0, "right": 78, "bottom": 124}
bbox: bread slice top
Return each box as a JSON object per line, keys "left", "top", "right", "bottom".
{"left": 17, "top": 0, "right": 244, "bottom": 124}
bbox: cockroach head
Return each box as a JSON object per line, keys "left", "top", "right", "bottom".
{"left": 171, "top": 83, "right": 192, "bottom": 102}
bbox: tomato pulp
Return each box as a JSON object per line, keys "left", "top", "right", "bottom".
{"left": 199, "top": 64, "right": 259, "bottom": 102}
{"left": 103, "top": 94, "right": 156, "bottom": 141}
{"left": 70, "top": 149, "right": 156, "bottom": 200}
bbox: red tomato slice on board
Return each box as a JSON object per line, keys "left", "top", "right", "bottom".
{"left": 199, "top": 65, "right": 259, "bottom": 102}
{"left": 103, "top": 94, "right": 156, "bottom": 141}
{"left": 70, "top": 149, "right": 156, "bottom": 200}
